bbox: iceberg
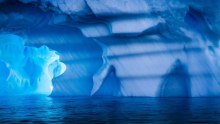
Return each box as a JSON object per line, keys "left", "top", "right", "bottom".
{"left": 1, "top": 0, "right": 220, "bottom": 97}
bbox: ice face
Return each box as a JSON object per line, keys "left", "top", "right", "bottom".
{"left": 0, "top": 34, "right": 66, "bottom": 95}
{"left": 1, "top": 0, "right": 220, "bottom": 97}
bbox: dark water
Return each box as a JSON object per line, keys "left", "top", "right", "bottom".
{"left": 0, "top": 96, "right": 220, "bottom": 123}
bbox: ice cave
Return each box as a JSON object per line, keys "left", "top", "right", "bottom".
{"left": 0, "top": 0, "right": 220, "bottom": 97}
{"left": 2, "top": 0, "right": 220, "bottom": 123}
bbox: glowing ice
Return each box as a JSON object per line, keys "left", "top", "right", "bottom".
{"left": 0, "top": 34, "right": 66, "bottom": 95}
{"left": 6, "top": 0, "right": 220, "bottom": 97}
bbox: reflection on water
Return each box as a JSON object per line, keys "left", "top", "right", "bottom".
{"left": 0, "top": 96, "right": 220, "bottom": 123}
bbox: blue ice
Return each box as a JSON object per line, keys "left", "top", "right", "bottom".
{"left": 3, "top": 0, "right": 220, "bottom": 97}
{"left": 0, "top": 34, "right": 66, "bottom": 95}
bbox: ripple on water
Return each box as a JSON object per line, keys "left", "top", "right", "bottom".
{"left": 0, "top": 96, "right": 220, "bottom": 123}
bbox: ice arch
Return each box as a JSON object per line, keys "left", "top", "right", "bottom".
{"left": 92, "top": 65, "right": 122, "bottom": 96}
{"left": 2, "top": 0, "right": 220, "bottom": 97}
{"left": 159, "top": 59, "right": 191, "bottom": 97}
{"left": 0, "top": 34, "right": 66, "bottom": 95}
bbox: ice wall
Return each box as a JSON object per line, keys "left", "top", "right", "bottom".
{"left": 1, "top": 0, "right": 220, "bottom": 96}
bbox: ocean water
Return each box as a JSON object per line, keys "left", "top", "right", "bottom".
{"left": 0, "top": 96, "right": 220, "bottom": 123}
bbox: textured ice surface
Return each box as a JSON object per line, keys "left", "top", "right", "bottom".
{"left": 1, "top": 0, "right": 220, "bottom": 96}
{"left": 0, "top": 34, "right": 66, "bottom": 95}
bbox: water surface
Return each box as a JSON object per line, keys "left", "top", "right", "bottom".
{"left": 0, "top": 96, "right": 220, "bottom": 123}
